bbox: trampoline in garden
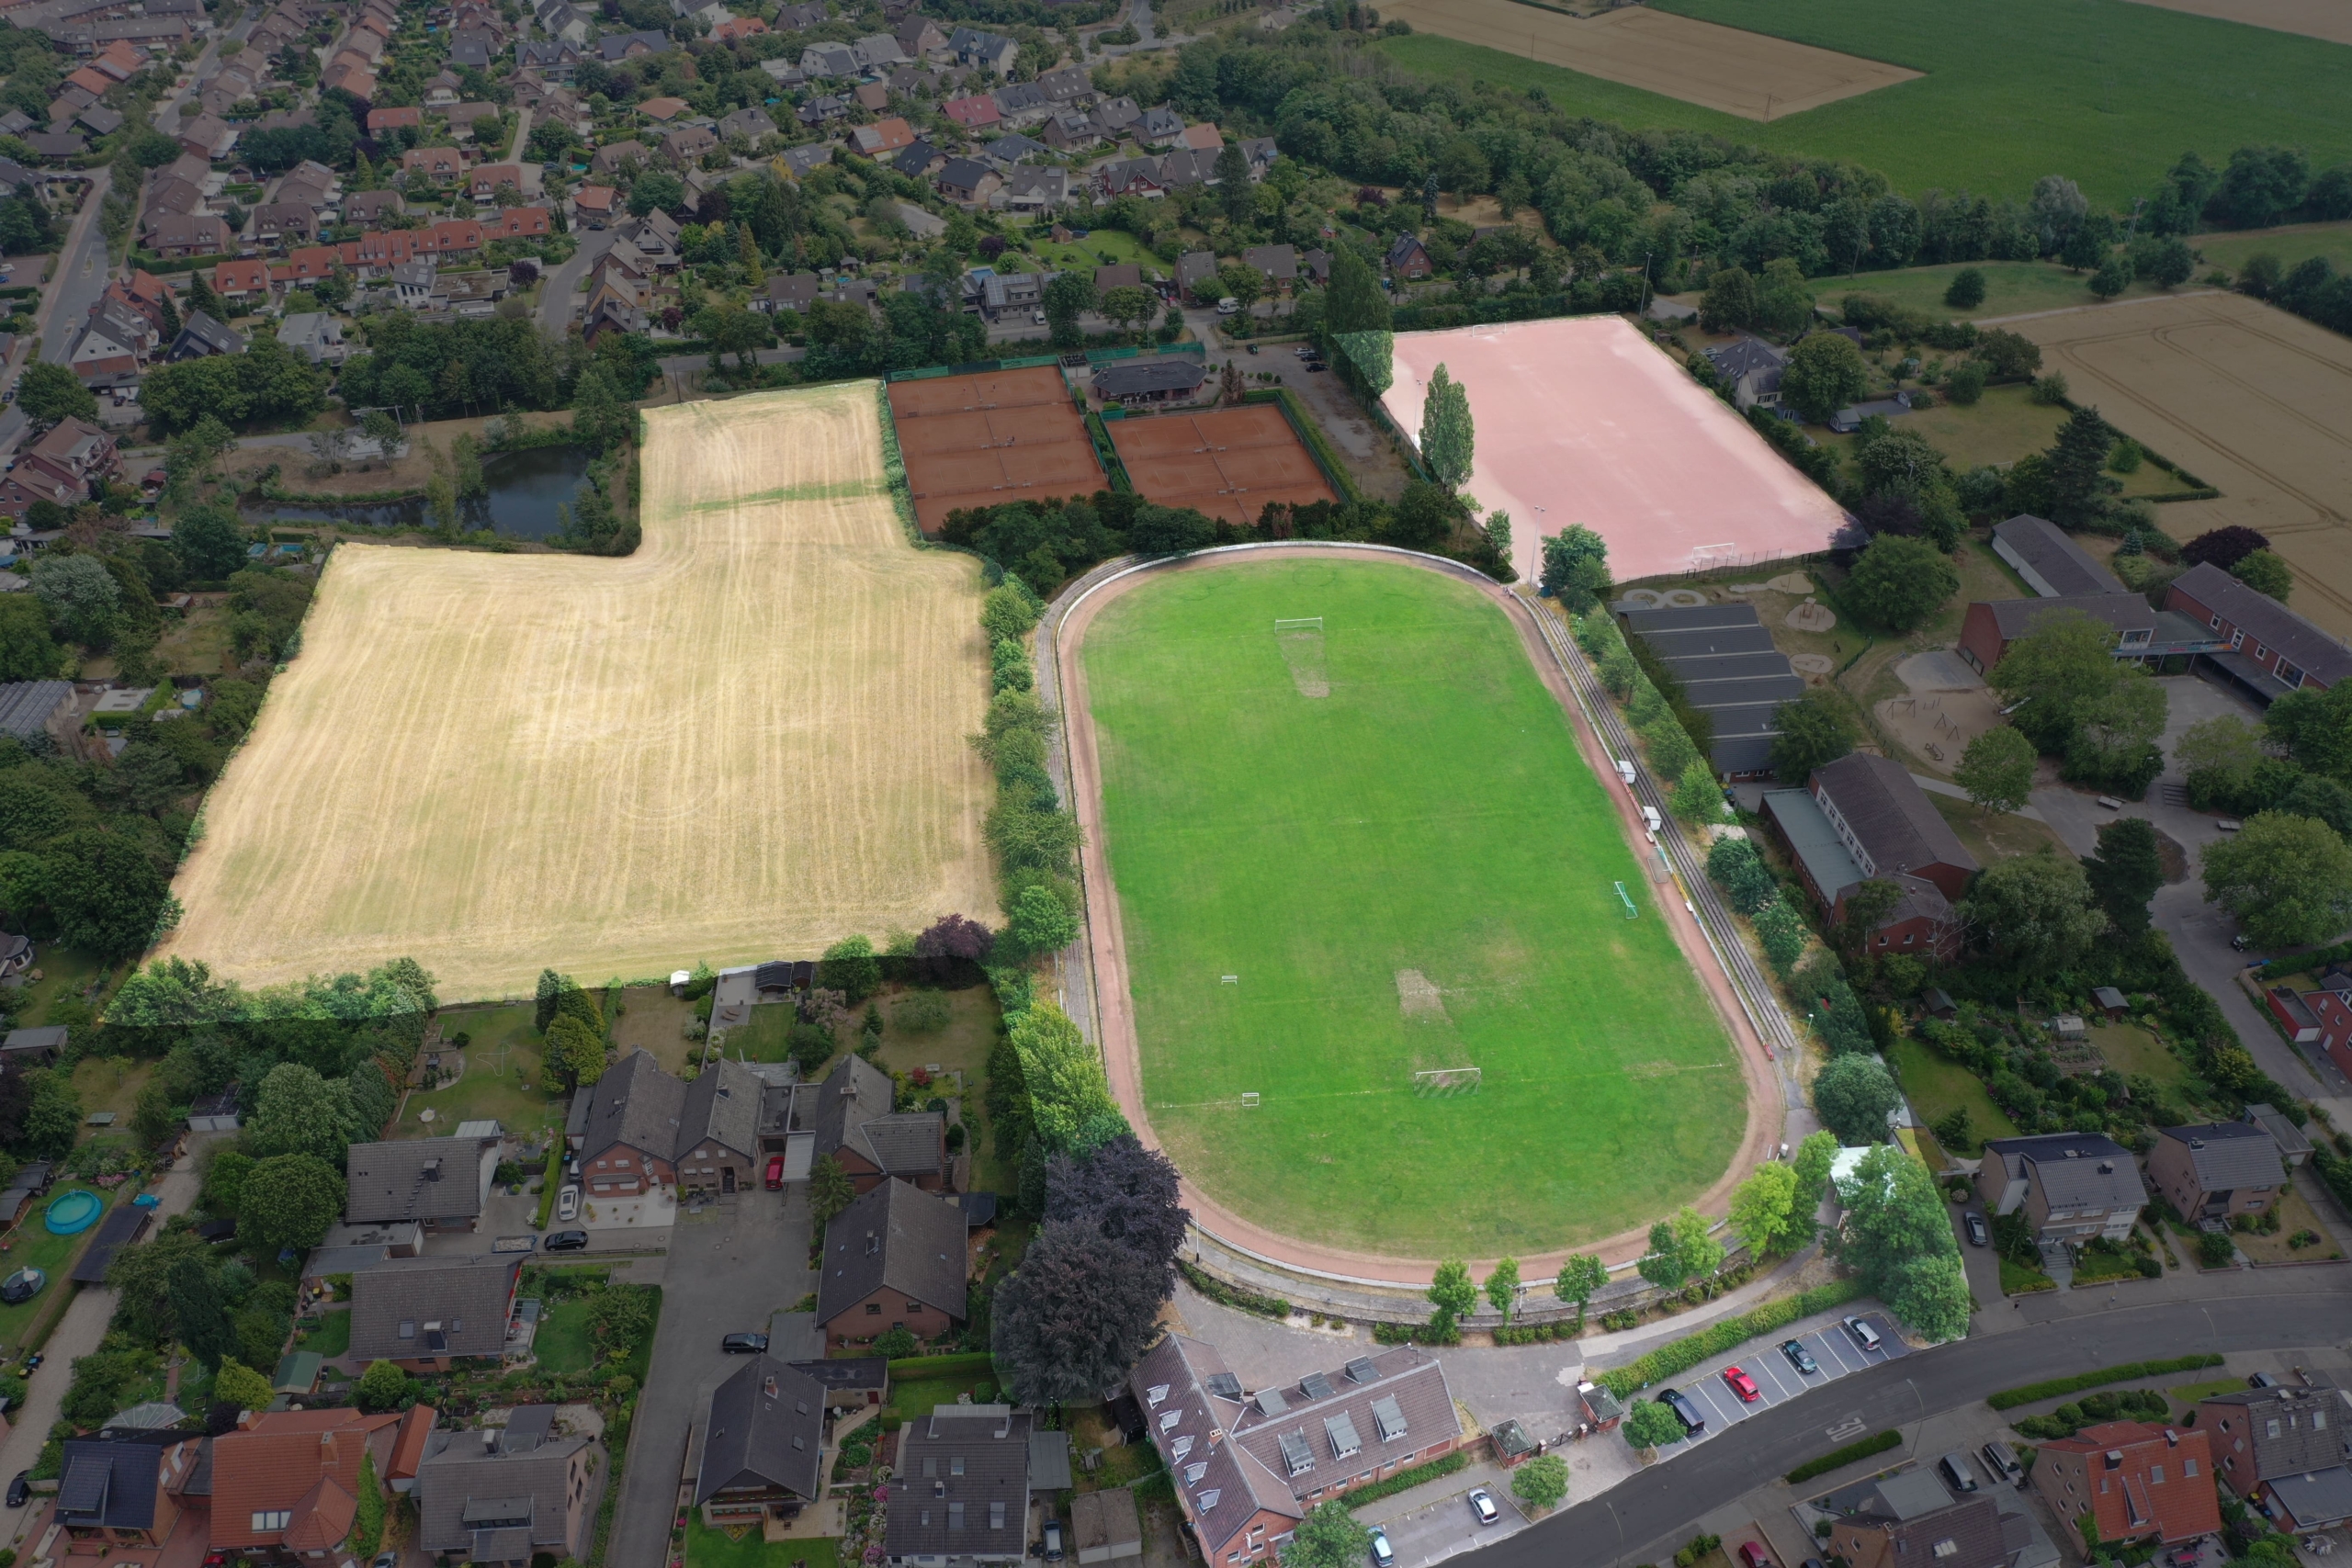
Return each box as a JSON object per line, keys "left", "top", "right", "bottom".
{"left": 44, "top": 1190, "right": 100, "bottom": 1235}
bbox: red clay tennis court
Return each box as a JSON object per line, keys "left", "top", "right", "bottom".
{"left": 1109, "top": 405, "right": 1338, "bottom": 528}
{"left": 887, "top": 366, "right": 1106, "bottom": 531}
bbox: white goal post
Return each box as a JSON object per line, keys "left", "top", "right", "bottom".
{"left": 1272, "top": 617, "right": 1324, "bottom": 632}
{"left": 1413, "top": 1066, "right": 1482, "bottom": 1097}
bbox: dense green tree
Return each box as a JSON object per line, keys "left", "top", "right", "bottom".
{"left": 2267, "top": 682, "right": 2352, "bottom": 780}
{"left": 818, "top": 933, "right": 880, "bottom": 1002}
{"left": 0, "top": 594, "right": 58, "bottom": 681}
{"left": 1484, "top": 1255, "right": 1520, "bottom": 1324}
{"left": 543, "top": 1012, "right": 607, "bottom": 1089}
{"left": 239, "top": 1153, "right": 345, "bottom": 1254}
{"left": 32, "top": 554, "right": 121, "bottom": 646}
{"left": 1539, "top": 525, "right": 1611, "bottom": 613}
{"left": 1624, "top": 1399, "right": 1686, "bottom": 1450}
{"left": 1989, "top": 610, "right": 2124, "bottom": 753}
{"left": 1814, "top": 1053, "right": 1901, "bottom": 1143}
{"left": 1511, "top": 1452, "right": 1569, "bottom": 1512}
{"left": 356, "top": 1359, "right": 411, "bottom": 1412}
{"left": 991, "top": 1219, "right": 1169, "bottom": 1404}
{"left": 1637, "top": 1204, "right": 1724, "bottom": 1291}
{"left": 1728, "top": 1161, "right": 1802, "bottom": 1258}
{"left": 1943, "top": 268, "right": 1986, "bottom": 310}
{"left": 2202, "top": 811, "right": 2352, "bottom": 948}
{"left": 16, "top": 361, "right": 96, "bottom": 429}
{"left": 1418, "top": 362, "right": 1474, "bottom": 491}
{"left": 172, "top": 503, "right": 251, "bottom": 583}
{"left": 1319, "top": 243, "right": 1391, "bottom": 394}
{"left": 2230, "top": 548, "right": 2294, "bottom": 601}
{"left": 214, "top": 1358, "right": 274, "bottom": 1411}
{"left": 1014, "top": 1001, "right": 1125, "bottom": 1154}
{"left": 808, "top": 1153, "right": 855, "bottom": 1228}
{"left": 2084, "top": 816, "right": 2164, "bottom": 937}
{"left": 1043, "top": 270, "right": 1097, "bottom": 352}
{"left": 42, "top": 829, "right": 176, "bottom": 957}
{"left": 247, "top": 1062, "right": 356, "bottom": 1162}
{"left": 1792, "top": 1130, "right": 1839, "bottom": 1211}
{"left": 2043, "top": 407, "right": 2115, "bottom": 528}
{"left": 1955, "top": 725, "right": 2037, "bottom": 814}
{"left": 1959, "top": 851, "right": 2108, "bottom": 973}
{"left": 1781, "top": 332, "right": 1870, "bottom": 423}
{"left": 1282, "top": 1501, "right": 1373, "bottom": 1568}
{"left": 1770, "top": 689, "right": 1858, "bottom": 783}
{"left": 1845, "top": 534, "right": 1959, "bottom": 630}
{"left": 1427, "top": 1258, "right": 1478, "bottom": 1332}
{"left": 1700, "top": 265, "right": 1758, "bottom": 332}
{"left": 2277, "top": 773, "right": 2352, "bottom": 838}
{"left": 1555, "top": 1253, "right": 1607, "bottom": 1311}
{"left": 1834, "top": 1145, "right": 1972, "bottom": 1341}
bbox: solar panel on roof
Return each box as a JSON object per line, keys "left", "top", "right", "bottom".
{"left": 1299, "top": 1371, "right": 1334, "bottom": 1400}
{"left": 58, "top": 1454, "right": 110, "bottom": 1516}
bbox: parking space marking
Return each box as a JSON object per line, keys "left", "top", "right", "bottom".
{"left": 1753, "top": 1354, "right": 1799, "bottom": 1403}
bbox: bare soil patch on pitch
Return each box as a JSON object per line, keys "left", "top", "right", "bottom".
{"left": 2014, "top": 292, "right": 2352, "bottom": 637}
{"left": 1376, "top": 0, "right": 1921, "bottom": 119}
{"left": 164, "top": 384, "right": 995, "bottom": 998}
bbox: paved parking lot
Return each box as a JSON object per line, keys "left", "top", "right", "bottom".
{"left": 1646, "top": 1314, "right": 1908, "bottom": 1454}
{"left": 1363, "top": 1463, "right": 1530, "bottom": 1568}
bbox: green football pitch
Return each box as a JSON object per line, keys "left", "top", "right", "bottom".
{"left": 1079, "top": 557, "right": 1750, "bottom": 1258}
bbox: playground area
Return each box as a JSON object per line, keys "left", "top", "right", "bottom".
{"left": 1108, "top": 405, "right": 1338, "bottom": 528}
{"left": 887, "top": 367, "right": 1106, "bottom": 532}
{"left": 1873, "top": 649, "right": 2002, "bottom": 773}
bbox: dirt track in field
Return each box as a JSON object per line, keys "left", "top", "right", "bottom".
{"left": 2012, "top": 292, "right": 2352, "bottom": 638}
{"left": 1050, "top": 547, "right": 1782, "bottom": 1282}
{"left": 2116, "top": 0, "right": 2352, "bottom": 45}
{"left": 163, "top": 383, "right": 996, "bottom": 1000}
{"left": 1377, "top": 0, "right": 1921, "bottom": 119}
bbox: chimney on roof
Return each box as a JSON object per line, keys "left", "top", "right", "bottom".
{"left": 2105, "top": 1451, "right": 2123, "bottom": 1469}
{"left": 2165, "top": 1428, "right": 2178, "bottom": 1446}
{"left": 2098, "top": 1161, "right": 2114, "bottom": 1174}
{"left": 765, "top": 1376, "right": 777, "bottom": 1397}
{"left": 424, "top": 1158, "right": 442, "bottom": 1179}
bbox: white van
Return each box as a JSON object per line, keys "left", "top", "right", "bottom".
{"left": 1843, "top": 1315, "right": 1883, "bottom": 1354}
{"left": 1615, "top": 760, "right": 1637, "bottom": 786}
{"left": 1641, "top": 805, "right": 1662, "bottom": 834}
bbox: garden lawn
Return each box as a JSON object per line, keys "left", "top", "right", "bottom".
{"left": 0, "top": 1188, "right": 119, "bottom": 1350}
{"left": 1080, "top": 558, "right": 1747, "bottom": 1256}
{"left": 534, "top": 1298, "right": 596, "bottom": 1374}
{"left": 886, "top": 1373, "right": 991, "bottom": 1424}
{"left": 2233, "top": 1179, "right": 2341, "bottom": 1264}
{"left": 1888, "top": 1035, "right": 2018, "bottom": 1150}
{"left": 15, "top": 948, "right": 113, "bottom": 1030}
{"left": 687, "top": 1520, "right": 841, "bottom": 1568}
{"left": 299, "top": 1308, "right": 351, "bottom": 1359}
{"left": 719, "top": 1003, "right": 799, "bottom": 1066}
{"left": 1374, "top": 0, "right": 2352, "bottom": 207}
{"left": 2167, "top": 1378, "right": 2247, "bottom": 1402}
{"left": 2088, "top": 1021, "right": 2189, "bottom": 1086}
{"left": 871, "top": 985, "right": 1010, "bottom": 1192}
{"left": 396, "top": 1007, "right": 563, "bottom": 1140}
{"left": 1027, "top": 227, "right": 1169, "bottom": 274}
{"left": 1999, "top": 1257, "right": 2056, "bottom": 1293}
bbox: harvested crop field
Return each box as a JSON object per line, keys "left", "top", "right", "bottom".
{"left": 1377, "top": 0, "right": 1920, "bottom": 119}
{"left": 1383, "top": 316, "right": 1850, "bottom": 585}
{"left": 2013, "top": 293, "right": 2352, "bottom": 637}
{"left": 1108, "top": 406, "right": 1337, "bottom": 528}
{"left": 162, "top": 383, "right": 996, "bottom": 999}
{"left": 888, "top": 366, "right": 1105, "bottom": 532}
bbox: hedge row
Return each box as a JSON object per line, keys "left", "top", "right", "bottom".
{"left": 1597, "top": 1280, "right": 1866, "bottom": 1399}
{"left": 1371, "top": 1318, "right": 1461, "bottom": 1346}
{"left": 1492, "top": 1318, "right": 1578, "bottom": 1345}
{"left": 1341, "top": 1452, "right": 1467, "bottom": 1510}
{"left": 887, "top": 1351, "right": 998, "bottom": 1379}
{"left": 1785, "top": 1430, "right": 1902, "bottom": 1484}
{"left": 1984, "top": 1355, "right": 2223, "bottom": 1410}
{"left": 1178, "top": 1259, "right": 1289, "bottom": 1320}
{"left": 2259, "top": 939, "right": 2352, "bottom": 980}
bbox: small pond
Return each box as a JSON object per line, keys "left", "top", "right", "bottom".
{"left": 244, "top": 446, "right": 595, "bottom": 540}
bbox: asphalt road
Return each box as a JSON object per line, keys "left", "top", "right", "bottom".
{"left": 1486, "top": 1281, "right": 2352, "bottom": 1568}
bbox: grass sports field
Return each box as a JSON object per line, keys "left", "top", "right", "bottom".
{"left": 1377, "top": 0, "right": 2352, "bottom": 206}
{"left": 164, "top": 384, "right": 996, "bottom": 998}
{"left": 1079, "top": 557, "right": 1746, "bottom": 1257}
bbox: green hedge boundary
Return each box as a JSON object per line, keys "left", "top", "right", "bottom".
{"left": 1343, "top": 1452, "right": 1467, "bottom": 1509}
{"left": 1179, "top": 1258, "right": 1289, "bottom": 1319}
{"left": 1597, "top": 1279, "right": 1867, "bottom": 1399}
{"left": 1984, "top": 1354, "right": 2222, "bottom": 1410}
{"left": 1785, "top": 1430, "right": 1902, "bottom": 1484}
{"left": 2260, "top": 940, "right": 2352, "bottom": 980}
{"left": 886, "top": 1351, "right": 997, "bottom": 1378}
{"left": 1245, "top": 384, "right": 1363, "bottom": 507}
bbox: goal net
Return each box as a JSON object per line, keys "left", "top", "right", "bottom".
{"left": 1413, "top": 1066, "right": 1482, "bottom": 1098}
{"left": 1272, "top": 617, "right": 1324, "bottom": 632}
{"left": 1615, "top": 880, "right": 1640, "bottom": 919}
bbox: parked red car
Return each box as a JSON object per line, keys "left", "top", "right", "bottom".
{"left": 1738, "top": 1542, "right": 1773, "bottom": 1568}
{"left": 764, "top": 1156, "right": 785, "bottom": 1190}
{"left": 1722, "top": 1366, "right": 1761, "bottom": 1403}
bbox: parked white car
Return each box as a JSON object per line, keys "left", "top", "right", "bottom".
{"left": 557, "top": 1186, "right": 580, "bottom": 1222}
{"left": 1216, "top": 297, "right": 1240, "bottom": 315}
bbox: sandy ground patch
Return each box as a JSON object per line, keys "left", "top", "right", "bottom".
{"left": 1376, "top": 0, "right": 1921, "bottom": 119}
{"left": 2117, "top": 0, "right": 2352, "bottom": 45}
{"left": 2013, "top": 293, "right": 2352, "bottom": 637}
{"left": 162, "top": 383, "right": 995, "bottom": 999}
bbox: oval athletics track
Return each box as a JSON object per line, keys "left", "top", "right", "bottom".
{"left": 1047, "top": 543, "right": 1789, "bottom": 1288}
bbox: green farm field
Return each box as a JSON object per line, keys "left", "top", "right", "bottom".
{"left": 1377, "top": 0, "right": 2352, "bottom": 207}
{"left": 1079, "top": 558, "right": 1747, "bottom": 1257}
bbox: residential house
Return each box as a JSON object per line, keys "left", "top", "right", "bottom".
{"left": 175, "top": 110, "right": 235, "bottom": 160}
{"left": 759, "top": 271, "right": 820, "bottom": 314}
{"left": 2245, "top": 1102, "right": 2314, "bottom": 1168}
{"left": 515, "top": 37, "right": 583, "bottom": 73}
{"left": 1176, "top": 250, "right": 1218, "bottom": 300}
{"left": 1040, "top": 108, "right": 1098, "bottom": 151}
{"left": 1158, "top": 146, "right": 1220, "bottom": 187}
{"left": 251, "top": 201, "right": 318, "bottom": 247}
{"left": 1094, "top": 356, "right": 1205, "bottom": 406}
{"left": 1181, "top": 121, "right": 1224, "bottom": 152}
{"left": 1241, "top": 136, "right": 1280, "bottom": 178}
{"left": 616, "top": 209, "right": 680, "bottom": 267}
{"left": 209, "top": 1406, "right": 429, "bottom": 1559}
{"left": 2030, "top": 1421, "right": 2221, "bottom": 1553}
{"left": 166, "top": 310, "right": 243, "bottom": 361}
{"left": 814, "top": 1178, "right": 968, "bottom": 1349}
{"left": 1090, "top": 95, "right": 1143, "bottom": 141}
{"left": 943, "top": 92, "right": 1001, "bottom": 131}
{"left": 598, "top": 29, "right": 673, "bottom": 62}
{"left": 2198, "top": 1382, "right": 2352, "bottom": 1530}
{"left": 1955, "top": 592, "right": 2222, "bottom": 674}
{"left": 1826, "top": 1468, "right": 2056, "bottom": 1568}
{"left": 1138, "top": 104, "right": 1183, "bottom": 145}
{"left": 947, "top": 26, "right": 1016, "bottom": 73}
{"left": 447, "top": 102, "right": 503, "bottom": 140}
{"left": 853, "top": 81, "right": 890, "bottom": 111}
{"left": 661, "top": 124, "right": 717, "bottom": 164}
{"left": 1128, "top": 1335, "right": 1464, "bottom": 1568}
{"left": 1301, "top": 248, "right": 1331, "bottom": 286}
{"left": 797, "top": 95, "right": 847, "bottom": 127}
{"left": 573, "top": 1049, "right": 764, "bottom": 1198}
{"left": 852, "top": 32, "right": 907, "bottom": 69}
{"left": 1760, "top": 750, "right": 1978, "bottom": 961}
{"left": 792, "top": 1054, "right": 948, "bottom": 1192}
{"left": 469, "top": 164, "right": 526, "bottom": 201}
{"left": 402, "top": 146, "right": 468, "bottom": 184}
{"left": 423, "top": 69, "right": 463, "bottom": 108}
{"left": 53, "top": 1432, "right": 205, "bottom": 1552}
{"left": 848, "top": 117, "right": 916, "bottom": 157}
{"left": 413, "top": 1405, "right": 604, "bottom": 1565}
{"left": 368, "top": 105, "right": 423, "bottom": 134}
{"left": 1035, "top": 65, "right": 1092, "bottom": 108}
{"left": 800, "top": 40, "right": 857, "bottom": 76}
{"left": 0, "top": 417, "right": 117, "bottom": 515}
{"left": 345, "top": 1131, "right": 501, "bottom": 1232}
{"left": 935, "top": 156, "right": 997, "bottom": 208}
{"left": 2147, "top": 1122, "right": 2285, "bottom": 1225}
{"left": 140, "top": 172, "right": 206, "bottom": 225}
{"left": 777, "top": 143, "right": 834, "bottom": 179}
{"left": 892, "top": 140, "right": 944, "bottom": 180}
{"left": 884, "top": 1404, "right": 1038, "bottom": 1566}
{"left": 212, "top": 257, "right": 271, "bottom": 306}
{"left": 712, "top": 15, "right": 766, "bottom": 41}
{"left": 1242, "top": 243, "right": 1297, "bottom": 291}
{"left": 894, "top": 14, "right": 946, "bottom": 57}
{"left": 345, "top": 189, "right": 403, "bottom": 225}
{"left": 718, "top": 106, "right": 775, "bottom": 142}
{"left": 348, "top": 1253, "right": 522, "bottom": 1371}
{"left": 1384, "top": 231, "right": 1431, "bottom": 280}
{"left": 996, "top": 164, "right": 1071, "bottom": 215}
{"left": 321, "top": 58, "right": 377, "bottom": 97}
{"left": 694, "top": 1357, "right": 828, "bottom": 1525}
{"left": 2166, "top": 560, "right": 2352, "bottom": 705}
{"left": 390, "top": 258, "right": 438, "bottom": 310}
{"left": 572, "top": 185, "right": 618, "bottom": 227}
{"left": 1702, "top": 334, "right": 1788, "bottom": 411}
{"left": 145, "top": 213, "right": 231, "bottom": 259}
{"left": 269, "top": 243, "right": 343, "bottom": 285}
{"left": 1094, "top": 262, "right": 1144, "bottom": 294}
{"left": 991, "top": 81, "right": 1046, "bottom": 126}
{"left": 1974, "top": 1134, "right": 2147, "bottom": 1245}
{"left": 590, "top": 141, "right": 650, "bottom": 177}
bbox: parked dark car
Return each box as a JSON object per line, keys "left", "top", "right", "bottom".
{"left": 1657, "top": 1388, "right": 1704, "bottom": 1435}
{"left": 1965, "top": 1213, "right": 1988, "bottom": 1247}
{"left": 1781, "top": 1339, "right": 1818, "bottom": 1375}
{"left": 544, "top": 1229, "right": 590, "bottom": 1251}
{"left": 721, "top": 1333, "right": 769, "bottom": 1354}
{"left": 6, "top": 1472, "right": 28, "bottom": 1508}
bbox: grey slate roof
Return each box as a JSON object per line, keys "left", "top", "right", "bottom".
{"left": 679, "top": 1056, "right": 763, "bottom": 1162}
{"left": 695, "top": 1356, "right": 827, "bottom": 1505}
{"left": 414, "top": 1406, "right": 590, "bottom": 1556}
{"left": 0, "top": 682, "right": 72, "bottom": 741}
{"left": 888, "top": 1405, "right": 1032, "bottom": 1558}
{"left": 1984, "top": 1134, "right": 2147, "bottom": 1213}
{"left": 349, "top": 1253, "right": 519, "bottom": 1360}
{"left": 2198, "top": 1382, "right": 2348, "bottom": 1483}
{"left": 576, "top": 1048, "right": 686, "bottom": 1164}
{"left": 810, "top": 1055, "right": 944, "bottom": 1178}
{"left": 2171, "top": 561, "right": 2352, "bottom": 687}
{"left": 345, "top": 1135, "right": 492, "bottom": 1224}
{"left": 2269, "top": 1465, "right": 2352, "bottom": 1528}
{"left": 815, "top": 1178, "right": 968, "bottom": 1325}
{"left": 56, "top": 1436, "right": 180, "bottom": 1530}
{"left": 1812, "top": 752, "right": 1978, "bottom": 882}
{"left": 1993, "top": 514, "right": 2126, "bottom": 599}
{"left": 1980, "top": 592, "right": 2156, "bottom": 642}
{"left": 2158, "top": 1121, "right": 2284, "bottom": 1193}
{"left": 1093, "top": 357, "right": 1206, "bottom": 398}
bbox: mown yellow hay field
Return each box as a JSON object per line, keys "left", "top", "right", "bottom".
{"left": 161, "top": 383, "right": 995, "bottom": 999}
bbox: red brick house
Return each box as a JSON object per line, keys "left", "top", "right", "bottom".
{"left": 54, "top": 1434, "right": 206, "bottom": 1552}
{"left": 401, "top": 145, "right": 467, "bottom": 183}
{"left": 368, "top": 105, "right": 422, "bottom": 133}
{"left": 213, "top": 256, "right": 271, "bottom": 303}
{"left": 2307, "top": 988, "right": 2352, "bottom": 1080}
{"left": 1129, "top": 1335, "right": 1464, "bottom": 1568}
{"left": 2145, "top": 1121, "right": 2283, "bottom": 1225}
{"left": 209, "top": 1406, "right": 429, "bottom": 1560}
{"left": 348, "top": 1254, "right": 520, "bottom": 1372}
{"left": 802, "top": 1055, "right": 948, "bottom": 1194}
{"left": 2166, "top": 561, "right": 2352, "bottom": 705}
{"left": 0, "top": 416, "right": 118, "bottom": 516}
{"left": 1761, "top": 752, "right": 1977, "bottom": 961}
{"left": 2031, "top": 1421, "right": 2220, "bottom": 1553}
{"left": 814, "top": 1178, "right": 967, "bottom": 1348}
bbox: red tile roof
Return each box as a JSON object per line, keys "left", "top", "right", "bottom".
{"left": 214, "top": 258, "right": 270, "bottom": 293}
{"left": 386, "top": 1404, "right": 437, "bottom": 1487}
{"left": 942, "top": 94, "right": 998, "bottom": 128}
{"left": 210, "top": 1410, "right": 402, "bottom": 1551}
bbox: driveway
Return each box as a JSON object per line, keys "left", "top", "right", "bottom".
{"left": 537, "top": 227, "right": 613, "bottom": 333}
{"left": 605, "top": 1185, "right": 813, "bottom": 1568}
{"left": 1360, "top": 1462, "right": 1530, "bottom": 1568}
